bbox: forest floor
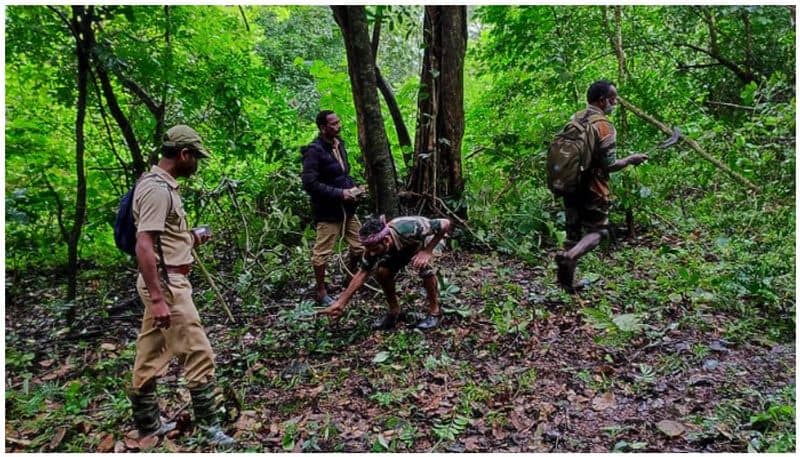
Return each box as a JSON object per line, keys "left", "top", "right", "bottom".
{"left": 4, "top": 234, "right": 796, "bottom": 452}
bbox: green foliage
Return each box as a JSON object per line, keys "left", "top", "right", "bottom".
{"left": 581, "top": 306, "right": 645, "bottom": 346}
{"left": 432, "top": 414, "right": 470, "bottom": 444}
{"left": 2, "top": 7, "right": 795, "bottom": 452}
{"left": 747, "top": 385, "right": 796, "bottom": 452}
{"left": 63, "top": 380, "right": 89, "bottom": 414}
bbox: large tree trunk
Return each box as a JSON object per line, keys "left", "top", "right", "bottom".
{"left": 407, "top": 6, "right": 467, "bottom": 218}
{"left": 371, "top": 7, "right": 413, "bottom": 169}
{"left": 331, "top": 6, "right": 399, "bottom": 218}
{"left": 66, "top": 6, "right": 91, "bottom": 314}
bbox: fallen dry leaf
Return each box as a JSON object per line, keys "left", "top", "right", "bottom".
{"left": 592, "top": 391, "right": 616, "bottom": 411}
{"left": 100, "top": 342, "right": 117, "bottom": 351}
{"left": 492, "top": 424, "right": 508, "bottom": 440}
{"left": 139, "top": 434, "right": 158, "bottom": 449}
{"left": 49, "top": 426, "right": 67, "bottom": 450}
{"left": 234, "top": 414, "right": 259, "bottom": 431}
{"left": 165, "top": 439, "right": 182, "bottom": 452}
{"left": 96, "top": 433, "right": 114, "bottom": 452}
{"left": 40, "top": 364, "right": 73, "bottom": 381}
{"left": 124, "top": 437, "right": 140, "bottom": 450}
{"left": 656, "top": 419, "right": 686, "bottom": 437}
{"left": 463, "top": 434, "right": 481, "bottom": 451}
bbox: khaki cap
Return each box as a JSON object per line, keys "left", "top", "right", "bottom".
{"left": 163, "top": 125, "right": 211, "bottom": 158}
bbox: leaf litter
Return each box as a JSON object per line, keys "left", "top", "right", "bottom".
{"left": 4, "top": 239, "right": 795, "bottom": 452}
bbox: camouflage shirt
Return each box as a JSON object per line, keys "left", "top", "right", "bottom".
{"left": 361, "top": 216, "right": 447, "bottom": 271}
{"left": 571, "top": 104, "right": 617, "bottom": 202}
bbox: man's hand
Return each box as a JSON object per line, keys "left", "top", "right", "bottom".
{"left": 411, "top": 250, "right": 433, "bottom": 269}
{"left": 191, "top": 226, "right": 212, "bottom": 246}
{"left": 150, "top": 298, "right": 171, "bottom": 329}
{"left": 343, "top": 186, "right": 365, "bottom": 201}
{"left": 626, "top": 153, "right": 649, "bottom": 166}
{"left": 342, "top": 187, "right": 357, "bottom": 201}
{"left": 318, "top": 300, "right": 345, "bottom": 319}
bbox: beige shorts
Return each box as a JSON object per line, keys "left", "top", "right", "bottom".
{"left": 311, "top": 215, "right": 364, "bottom": 267}
{"left": 132, "top": 273, "right": 215, "bottom": 390}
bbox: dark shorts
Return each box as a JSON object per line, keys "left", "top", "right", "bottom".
{"left": 369, "top": 248, "right": 436, "bottom": 279}
{"left": 563, "top": 190, "right": 609, "bottom": 244}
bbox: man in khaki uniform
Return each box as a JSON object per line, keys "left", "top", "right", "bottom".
{"left": 128, "top": 125, "right": 234, "bottom": 447}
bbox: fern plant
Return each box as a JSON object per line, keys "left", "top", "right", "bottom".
{"left": 581, "top": 307, "right": 645, "bottom": 346}
{"left": 432, "top": 414, "right": 470, "bottom": 443}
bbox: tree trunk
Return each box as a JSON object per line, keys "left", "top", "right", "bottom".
{"left": 90, "top": 44, "right": 147, "bottom": 178}
{"left": 407, "top": 6, "right": 467, "bottom": 218}
{"left": 370, "top": 7, "right": 413, "bottom": 169}
{"left": 66, "top": 6, "right": 91, "bottom": 313}
{"left": 604, "top": 6, "right": 634, "bottom": 237}
{"left": 331, "top": 6, "right": 399, "bottom": 218}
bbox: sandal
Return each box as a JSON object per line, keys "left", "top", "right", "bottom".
{"left": 415, "top": 314, "right": 441, "bottom": 330}
{"left": 372, "top": 313, "right": 400, "bottom": 331}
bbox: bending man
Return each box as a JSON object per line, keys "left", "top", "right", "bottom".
{"left": 319, "top": 215, "right": 452, "bottom": 330}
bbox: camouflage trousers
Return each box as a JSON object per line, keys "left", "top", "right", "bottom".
{"left": 563, "top": 191, "right": 609, "bottom": 247}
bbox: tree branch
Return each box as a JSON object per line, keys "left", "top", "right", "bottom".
{"left": 47, "top": 5, "right": 78, "bottom": 39}
{"left": 618, "top": 96, "right": 761, "bottom": 193}
{"left": 88, "top": 67, "right": 129, "bottom": 186}
{"left": 238, "top": 5, "right": 250, "bottom": 32}
{"left": 41, "top": 173, "right": 68, "bottom": 243}
{"left": 678, "top": 42, "right": 756, "bottom": 83}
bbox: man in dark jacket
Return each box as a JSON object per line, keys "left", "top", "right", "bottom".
{"left": 301, "top": 110, "right": 365, "bottom": 305}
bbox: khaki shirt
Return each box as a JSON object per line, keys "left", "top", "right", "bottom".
{"left": 132, "top": 165, "right": 194, "bottom": 266}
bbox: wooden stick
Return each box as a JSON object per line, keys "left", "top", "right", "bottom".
{"left": 192, "top": 249, "right": 235, "bottom": 322}
{"left": 618, "top": 96, "right": 762, "bottom": 193}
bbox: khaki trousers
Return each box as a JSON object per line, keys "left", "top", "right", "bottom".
{"left": 132, "top": 273, "right": 215, "bottom": 390}
{"left": 311, "top": 215, "right": 364, "bottom": 267}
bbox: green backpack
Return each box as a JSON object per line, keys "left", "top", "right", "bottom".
{"left": 546, "top": 111, "right": 606, "bottom": 196}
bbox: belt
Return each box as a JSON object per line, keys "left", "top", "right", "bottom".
{"left": 164, "top": 264, "right": 192, "bottom": 276}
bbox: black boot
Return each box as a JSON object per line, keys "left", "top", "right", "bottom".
{"left": 128, "top": 380, "right": 176, "bottom": 437}
{"left": 190, "top": 383, "right": 236, "bottom": 448}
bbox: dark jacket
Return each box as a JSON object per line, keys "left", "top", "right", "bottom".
{"left": 301, "top": 135, "right": 357, "bottom": 223}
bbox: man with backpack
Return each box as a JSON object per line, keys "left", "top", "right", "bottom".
{"left": 126, "top": 125, "right": 235, "bottom": 447}
{"left": 301, "top": 110, "right": 365, "bottom": 305}
{"left": 547, "top": 81, "right": 648, "bottom": 293}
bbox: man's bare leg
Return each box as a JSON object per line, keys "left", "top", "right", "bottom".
{"left": 556, "top": 230, "right": 605, "bottom": 293}
{"left": 416, "top": 274, "right": 441, "bottom": 330}
{"left": 314, "top": 264, "right": 333, "bottom": 304}
{"left": 373, "top": 267, "right": 400, "bottom": 330}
